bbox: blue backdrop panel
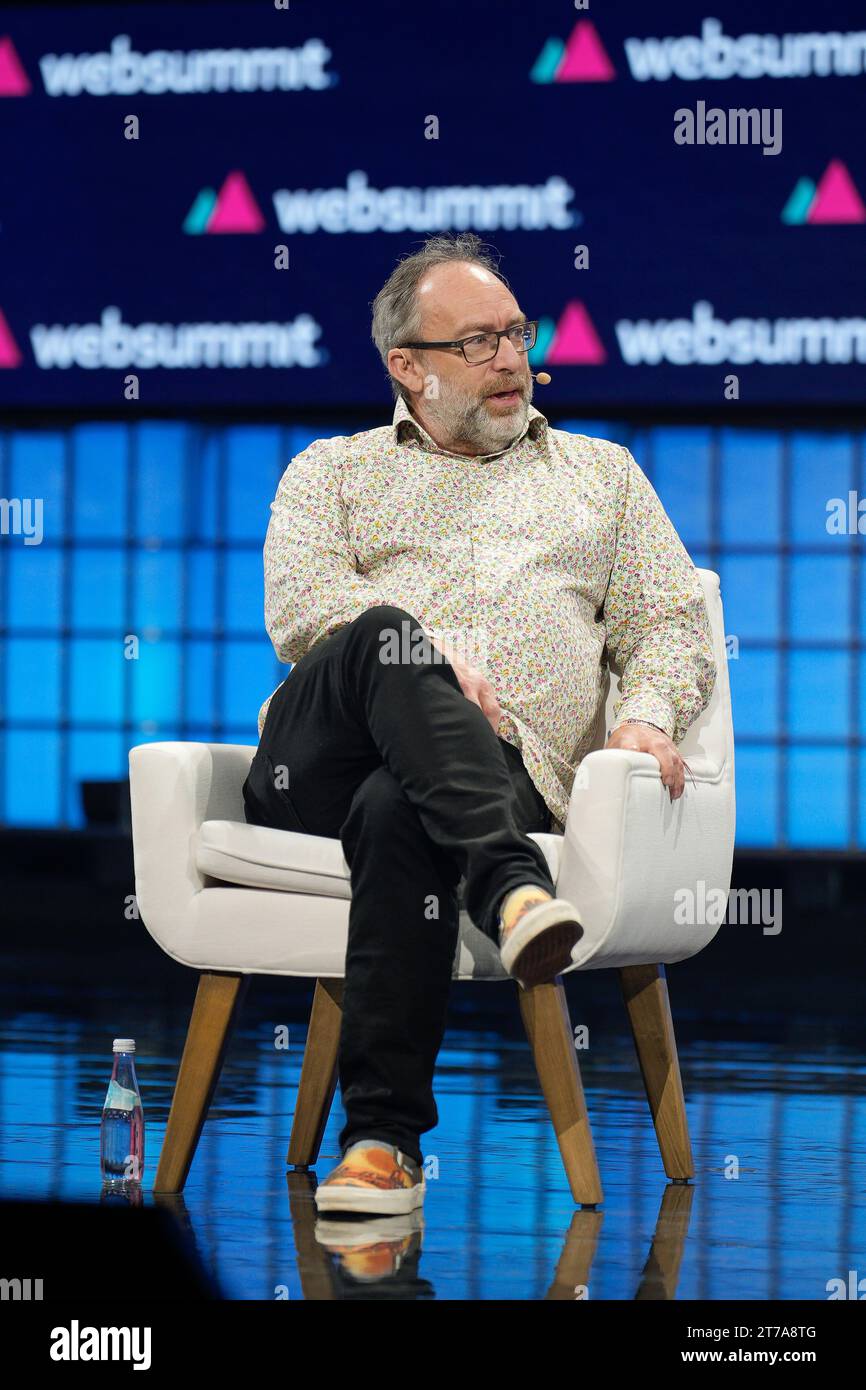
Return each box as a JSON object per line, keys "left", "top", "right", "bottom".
{"left": 0, "top": 416, "right": 863, "bottom": 847}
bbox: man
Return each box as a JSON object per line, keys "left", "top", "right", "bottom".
{"left": 243, "top": 232, "right": 716, "bottom": 1217}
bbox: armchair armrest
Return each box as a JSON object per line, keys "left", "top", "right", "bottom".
{"left": 128, "top": 742, "right": 256, "bottom": 954}
{"left": 555, "top": 747, "right": 736, "bottom": 972}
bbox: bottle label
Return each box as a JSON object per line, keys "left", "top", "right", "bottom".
{"left": 103, "top": 1080, "right": 138, "bottom": 1113}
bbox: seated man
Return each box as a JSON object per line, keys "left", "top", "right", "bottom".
{"left": 243, "top": 231, "right": 716, "bottom": 1217}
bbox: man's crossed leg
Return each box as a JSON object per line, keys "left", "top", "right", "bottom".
{"left": 242, "top": 605, "right": 582, "bottom": 1213}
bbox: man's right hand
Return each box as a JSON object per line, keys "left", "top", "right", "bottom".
{"left": 427, "top": 633, "right": 502, "bottom": 735}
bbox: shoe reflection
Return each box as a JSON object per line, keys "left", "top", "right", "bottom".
{"left": 315, "top": 1210, "right": 424, "bottom": 1280}
{"left": 289, "top": 1171, "right": 433, "bottom": 1299}
{"left": 154, "top": 1169, "right": 694, "bottom": 1300}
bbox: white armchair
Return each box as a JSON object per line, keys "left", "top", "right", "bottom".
{"left": 128, "top": 568, "right": 734, "bottom": 1207}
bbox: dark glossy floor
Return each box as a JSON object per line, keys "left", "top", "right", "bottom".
{"left": 1, "top": 985, "right": 863, "bottom": 1301}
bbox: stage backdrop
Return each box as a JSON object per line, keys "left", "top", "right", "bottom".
{"left": 2, "top": 413, "right": 864, "bottom": 850}
{"left": 0, "top": 0, "right": 865, "bottom": 408}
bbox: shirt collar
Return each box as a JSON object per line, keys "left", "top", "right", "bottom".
{"left": 392, "top": 393, "right": 548, "bottom": 458}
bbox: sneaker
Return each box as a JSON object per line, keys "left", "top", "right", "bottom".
{"left": 314, "top": 1140, "right": 426, "bottom": 1215}
{"left": 498, "top": 885, "right": 583, "bottom": 988}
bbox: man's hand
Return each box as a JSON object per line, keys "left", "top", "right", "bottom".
{"left": 604, "top": 721, "right": 692, "bottom": 802}
{"left": 427, "top": 633, "right": 502, "bottom": 735}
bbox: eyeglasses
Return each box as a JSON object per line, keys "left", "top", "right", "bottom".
{"left": 398, "top": 321, "right": 538, "bottom": 366}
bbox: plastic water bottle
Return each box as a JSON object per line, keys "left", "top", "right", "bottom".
{"left": 100, "top": 1038, "right": 145, "bottom": 1187}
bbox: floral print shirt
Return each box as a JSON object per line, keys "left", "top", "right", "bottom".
{"left": 257, "top": 394, "right": 716, "bottom": 833}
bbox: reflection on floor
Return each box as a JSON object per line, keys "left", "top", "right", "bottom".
{"left": 0, "top": 989, "right": 863, "bottom": 1300}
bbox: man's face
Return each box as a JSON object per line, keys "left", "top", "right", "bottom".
{"left": 408, "top": 262, "right": 535, "bottom": 455}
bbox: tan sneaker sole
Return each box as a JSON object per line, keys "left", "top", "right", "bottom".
{"left": 314, "top": 1174, "right": 426, "bottom": 1215}
{"left": 499, "top": 897, "right": 583, "bottom": 988}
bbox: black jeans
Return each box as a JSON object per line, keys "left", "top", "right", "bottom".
{"left": 242, "top": 604, "right": 557, "bottom": 1165}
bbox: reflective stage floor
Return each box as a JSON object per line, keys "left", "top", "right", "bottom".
{"left": 0, "top": 983, "right": 863, "bottom": 1301}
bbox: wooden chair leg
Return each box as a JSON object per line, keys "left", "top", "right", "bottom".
{"left": 287, "top": 978, "right": 344, "bottom": 1168}
{"left": 153, "top": 971, "right": 250, "bottom": 1194}
{"left": 518, "top": 977, "right": 603, "bottom": 1206}
{"left": 619, "top": 963, "right": 693, "bottom": 1180}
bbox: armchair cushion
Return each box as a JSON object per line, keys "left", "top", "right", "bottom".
{"left": 195, "top": 817, "right": 563, "bottom": 903}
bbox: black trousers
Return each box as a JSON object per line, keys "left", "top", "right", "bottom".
{"left": 242, "top": 604, "right": 557, "bottom": 1165}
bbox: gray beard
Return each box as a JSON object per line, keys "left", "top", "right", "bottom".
{"left": 424, "top": 383, "right": 533, "bottom": 455}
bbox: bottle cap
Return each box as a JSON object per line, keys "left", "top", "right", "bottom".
{"left": 113, "top": 1038, "right": 136, "bottom": 1053}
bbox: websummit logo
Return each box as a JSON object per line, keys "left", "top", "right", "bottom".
{"left": 530, "top": 303, "right": 607, "bottom": 366}
{"left": 781, "top": 159, "right": 866, "bottom": 225}
{"left": 531, "top": 21, "right": 615, "bottom": 83}
{"left": 0, "top": 308, "right": 22, "bottom": 367}
{"left": 0, "top": 36, "right": 30, "bottom": 94}
{"left": 183, "top": 171, "right": 265, "bottom": 234}
{"left": 532, "top": 17, "right": 866, "bottom": 83}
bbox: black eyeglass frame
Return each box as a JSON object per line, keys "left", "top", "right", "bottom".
{"left": 396, "top": 320, "right": 538, "bottom": 365}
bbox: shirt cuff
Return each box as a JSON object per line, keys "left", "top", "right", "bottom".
{"left": 609, "top": 694, "right": 678, "bottom": 741}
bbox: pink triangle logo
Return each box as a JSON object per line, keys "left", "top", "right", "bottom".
{"left": 807, "top": 159, "right": 866, "bottom": 224}
{"left": 207, "top": 171, "right": 265, "bottom": 234}
{"left": 556, "top": 20, "right": 615, "bottom": 82}
{"left": 0, "top": 36, "right": 31, "bottom": 96}
{"left": 546, "top": 302, "right": 607, "bottom": 365}
{"left": 0, "top": 308, "right": 22, "bottom": 367}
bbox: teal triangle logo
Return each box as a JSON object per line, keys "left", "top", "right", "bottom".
{"left": 781, "top": 177, "right": 815, "bottom": 226}
{"left": 529, "top": 317, "right": 557, "bottom": 365}
{"left": 530, "top": 38, "right": 565, "bottom": 84}
{"left": 183, "top": 188, "right": 217, "bottom": 235}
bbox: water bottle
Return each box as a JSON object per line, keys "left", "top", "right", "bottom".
{"left": 100, "top": 1038, "right": 145, "bottom": 1187}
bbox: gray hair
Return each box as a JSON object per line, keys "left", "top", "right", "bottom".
{"left": 370, "top": 232, "right": 510, "bottom": 403}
